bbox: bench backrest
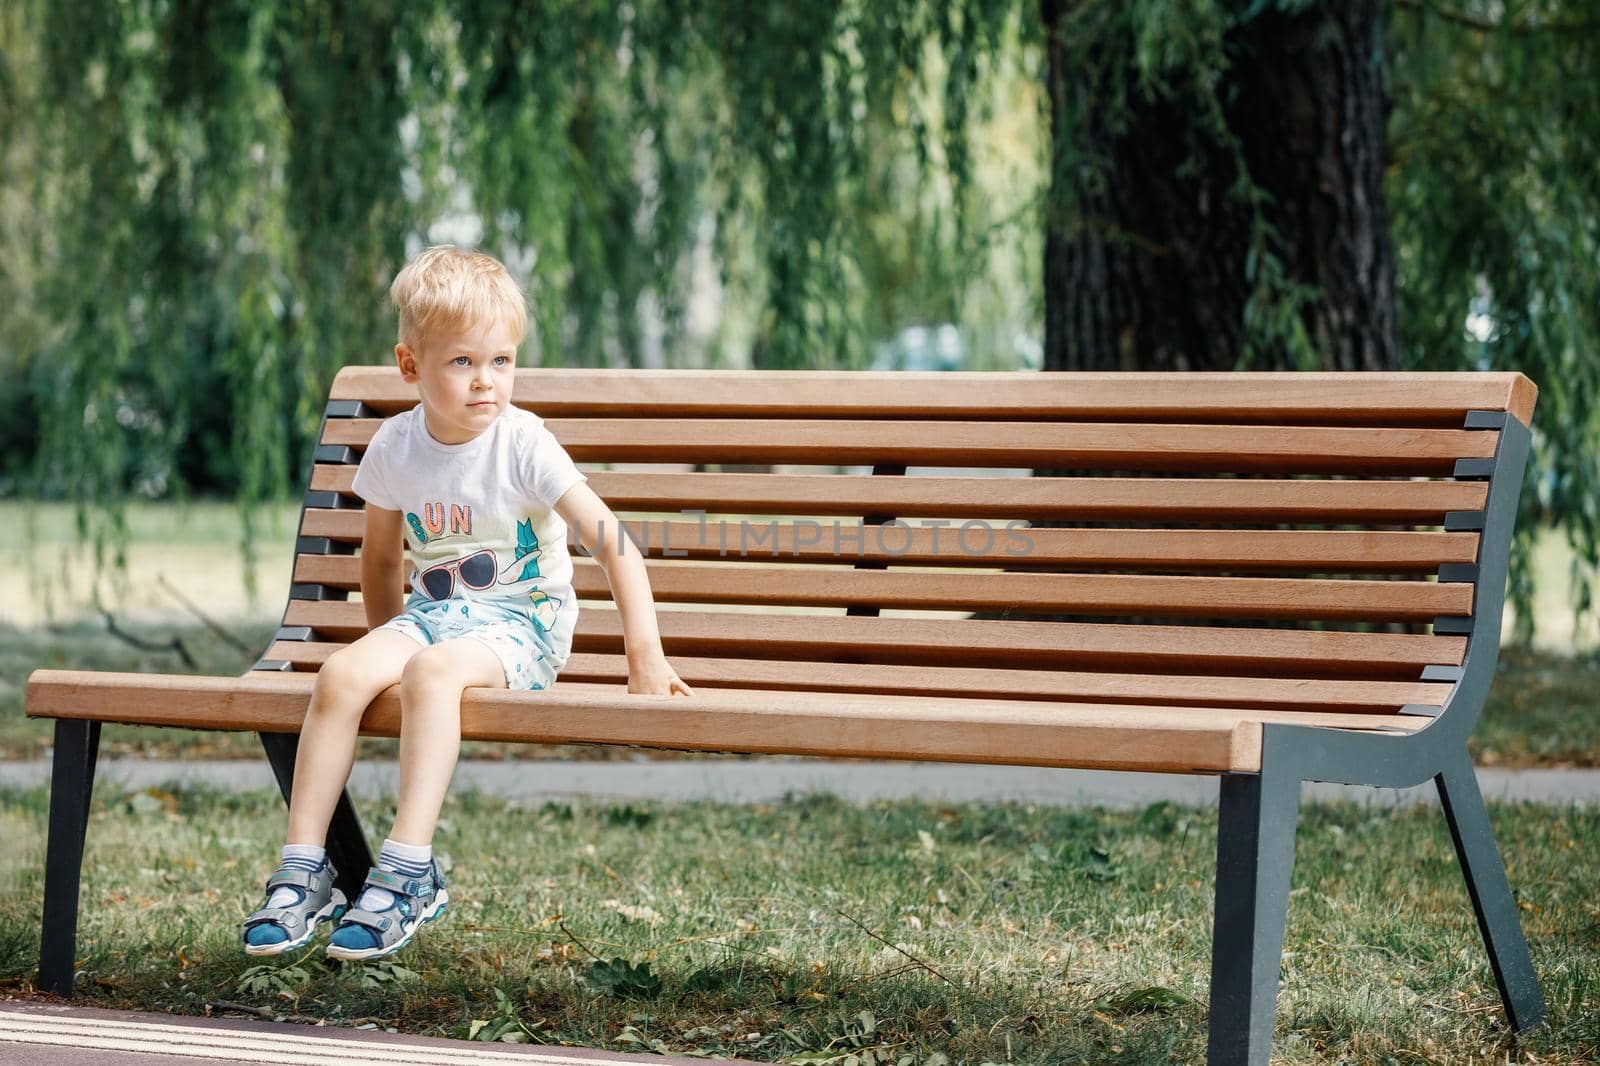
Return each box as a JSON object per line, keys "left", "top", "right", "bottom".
{"left": 259, "top": 369, "right": 1535, "bottom": 727}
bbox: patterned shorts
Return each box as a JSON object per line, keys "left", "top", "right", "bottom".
{"left": 374, "top": 598, "right": 561, "bottom": 692}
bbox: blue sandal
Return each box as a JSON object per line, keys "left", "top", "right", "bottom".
{"left": 325, "top": 863, "right": 449, "bottom": 962}
{"left": 242, "top": 862, "right": 348, "bottom": 955}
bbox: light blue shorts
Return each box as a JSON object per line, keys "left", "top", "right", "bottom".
{"left": 374, "top": 599, "right": 561, "bottom": 692}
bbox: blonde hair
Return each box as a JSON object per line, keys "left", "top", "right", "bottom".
{"left": 390, "top": 245, "right": 529, "bottom": 352}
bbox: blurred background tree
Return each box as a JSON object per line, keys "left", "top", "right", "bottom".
{"left": 1, "top": 0, "right": 1594, "bottom": 637}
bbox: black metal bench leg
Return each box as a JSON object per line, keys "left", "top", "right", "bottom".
{"left": 39, "top": 718, "right": 102, "bottom": 997}
{"left": 1207, "top": 770, "right": 1301, "bottom": 1066}
{"left": 1435, "top": 755, "right": 1545, "bottom": 1032}
{"left": 258, "top": 731, "right": 374, "bottom": 903}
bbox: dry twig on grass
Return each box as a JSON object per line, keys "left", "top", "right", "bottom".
{"left": 98, "top": 607, "right": 197, "bottom": 669}
{"left": 157, "top": 574, "right": 254, "bottom": 654}
{"left": 833, "top": 906, "right": 957, "bottom": 986}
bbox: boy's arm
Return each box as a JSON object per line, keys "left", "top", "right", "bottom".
{"left": 360, "top": 504, "right": 408, "bottom": 630}
{"left": 555, "top": 482, "right": 694, "bottom": 697}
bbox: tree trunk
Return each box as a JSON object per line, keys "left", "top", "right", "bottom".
{"left": 1017, "top": 2, "right": 1404, "bottom": 635}
{"left": 1041, "top": 0, "right": 1399, "bottom": 371}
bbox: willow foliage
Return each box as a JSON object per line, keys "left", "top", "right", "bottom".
{"left": 1386, "top": 0, "right": 1600, "bottom": 637}
{"left": 4, "top": 0, "right": 1036, "bottom": 598}
{"left": 3, "top": 0, "right": 1596, "bottom": 639}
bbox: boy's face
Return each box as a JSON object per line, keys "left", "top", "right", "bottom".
{"left": 395, "top": 316, "right": 520, "bottom": 445}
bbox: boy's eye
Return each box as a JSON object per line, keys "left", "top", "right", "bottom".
{"left": 453, "top": 356, "right": 470, "bottom": 366}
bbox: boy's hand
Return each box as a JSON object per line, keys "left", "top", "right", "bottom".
{"left": 628, "top": 655, "right": 695, "bottom": 697}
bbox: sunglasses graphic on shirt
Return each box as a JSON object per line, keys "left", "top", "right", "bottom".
{"left": 417, "top": 549, "right": 497, "bottom": 600}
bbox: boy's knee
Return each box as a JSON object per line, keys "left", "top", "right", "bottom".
{"left": 317, "top": 647, "right": 395, "bottom": 703}
{"left": 398, "top": 647, "right": 465, "bottom": 698}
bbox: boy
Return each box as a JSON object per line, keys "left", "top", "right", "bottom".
{"left": 243, "top": 245, "right": 692, "bottom": 961}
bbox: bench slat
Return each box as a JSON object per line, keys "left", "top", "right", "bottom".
{"left": 323, "top": 418, "right": 1498, "bottom": 475}
{"left": 280, "top": 601, "right": 1465, "bottom": 676}
{"left": 308, "top": 464, "right": 1484, "bottom": 518}
{"left": 544, "top": 471, "right": 1498, "bottom": 521}
{"left": 328, "top": 367, "right": 1535, "bottom": 426}
{"left": 292, "top": 555, "right": 1470, "bottom": 622}
{"left": 297, "top": 510, "right": 1479, "bottom": 571}
{"left": 259, "top": 643, "right": 1452, "bottom": 713}
{"left": 25, "top": 670, "right": 1434, "bottom": 774}
{"left": 310, "top": 468, "right": 1489, "bottom": 522}
{"left": 580, "top": 563, "right": 1468, "bottom": 622}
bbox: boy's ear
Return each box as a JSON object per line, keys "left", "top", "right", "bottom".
{"left": 395, "top": 343, "right": 418, "bottom": 383}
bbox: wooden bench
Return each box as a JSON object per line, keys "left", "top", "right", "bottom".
{"left": 28, "top": 368, "right": 1544, "bottom": 1064}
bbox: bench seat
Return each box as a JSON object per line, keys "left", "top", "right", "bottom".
{"left": 261, "top": 648, "right": 1457, "bottom": 712}
{"left": 25, "top": 668, "right": 1429, "bottom": 775}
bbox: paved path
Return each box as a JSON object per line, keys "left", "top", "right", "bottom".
{"left": 3, "top": 758, "right": 1598, "bottom": 807}
{"left": 0, "top": 1002, "right": 749, "bottom": 1066}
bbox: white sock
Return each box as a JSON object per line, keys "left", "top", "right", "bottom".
{"left": 266, "top": 844, "right": 327, "bottom": 909}
{"left": 355, "top": 838, "right": 433, "bottom": 912}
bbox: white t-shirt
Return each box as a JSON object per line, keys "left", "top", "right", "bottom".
{"left": 351, "top": 405, "right": 587, "bottom": 662}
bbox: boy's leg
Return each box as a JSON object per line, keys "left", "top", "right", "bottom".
{"left": 285, "top": 629, "right": 426, "bottom": 847}
{"left": 390, "top": 637, "right": 507, "bottom": 844}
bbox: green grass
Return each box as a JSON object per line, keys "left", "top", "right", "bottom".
{"left": 8, "top": 498, "right": 301, "bottom": 545}
{"left": 1475, "top": 647, "right": 1600, "bottom": 768}
{"left": 0, "top": 786, "right": 1595, "bottom": 1063}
